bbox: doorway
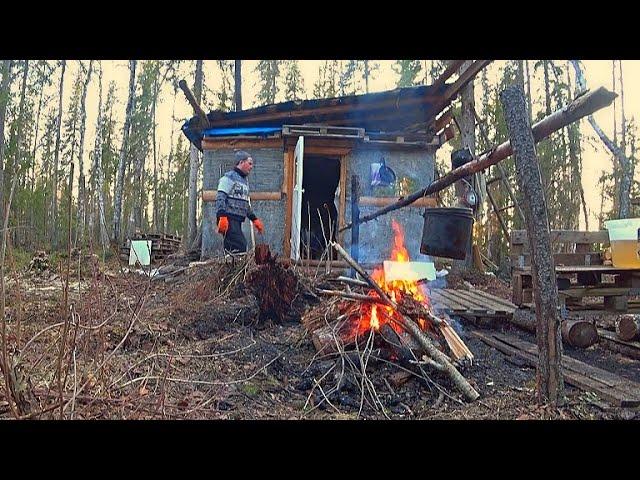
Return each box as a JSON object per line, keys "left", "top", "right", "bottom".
{"left": 301, "top": 155, "right": 341, "bottom": 259}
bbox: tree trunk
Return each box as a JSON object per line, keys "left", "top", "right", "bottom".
{"left": 500, "top": 85, "right": 564, "bottom": 406}
{"left": 612, "top": 60, "right": 617, "bottom": 145}
{"left": 525, "top": 60, "right": 532, "bottom": 121}
{"left": 0, "top": 60, "right": 13, "bottom": 228}
{"left": 112, "top": 60, "right": 137, "bottom": 243}
{"left": 30, "top": 62, "right": 47, "bottom": 247}
{"left": 50, "top": 60, "right": 66, "bottom": 247}
{"left": 457, "top": 60, "right": 476, "bottom": 268}
{"left": 543, "top": 60, "right": 552, "bottom": 116}
{"left": 91, "top": 62, "right": 110, "bottom": 250}
{"left": 187, "top": 60, "right": 203, "bottom": 247}
{"left": 164, "top": 87, "right": 177, "bottom": 233}
{"left": 234, "top": 60, "right": 242, "bottom": 111}
{"left": 75, "top": 60, "right": 93, "bottom": 247}
{"left": 570, "top": 60, "right": 632, "bottom": 219}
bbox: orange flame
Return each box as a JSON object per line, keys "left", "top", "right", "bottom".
{"left": 356, "top": 220, "right": 431, "bottom": 334}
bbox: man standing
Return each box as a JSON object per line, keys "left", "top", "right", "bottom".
{"left": 215, "top": 150, "right": 265, "bottom": 253}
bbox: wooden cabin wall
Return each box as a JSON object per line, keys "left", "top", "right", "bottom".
{"left": 343, "top": 146, "right": 437, "bottom": 263}
{"left": 202, "top": 146, "right": 285, "bottom": 258}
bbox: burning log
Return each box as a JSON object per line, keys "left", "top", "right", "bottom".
{"left": 311, "top": 317, "right": 374, "bottom": 354}
{"left": 330, "top": 240, "right": 480, "bottom": 402}
{"left": 616, "top": 314, "right": 640, "bottom": 341}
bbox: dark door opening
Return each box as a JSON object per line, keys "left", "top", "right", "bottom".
{"left": 301, "top": 155, "right": 340, "bottom": 259}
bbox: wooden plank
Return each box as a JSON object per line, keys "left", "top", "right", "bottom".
{"left": 510, "top": 252, "right": 602, "bottom": 267}
{"left": 463, "top": 289, "right": 517, "bottom": 313}
{"left": 202, "top": 190, "right": 283, "bottom": 202}
{"left": 472, "top": 330, "right": 640, "bottom": 407}
{"left": 428, "top": 290, "right": 469, "bottom": 312}
{"left": 515, "top": 265, "right": 640, "bottom": 274}
{"left": 202, "top": 137, "right": 282, "bottom": 149}
{"left": 511, "top": 230, "right": 610, "bottom": 245}
{"left": 492, "top": 332, "right": 640, "bottom": 393}
{"left": 338, "top": 155, "right": 347, "bottom": 244}
{"left": 359, "top": 196, "right": 437, "bottom": 208}
{"left": 442, "top": 289, "right": 493, "bottom": 313}
{"left": 283, "top": 149, "right": 294, "bottom": 258}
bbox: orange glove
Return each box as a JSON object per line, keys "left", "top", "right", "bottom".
{"left": 217, "top": 216, "right": 229, "bottom": 234}
{"left": 253, "top": 218, "right": 264, "bottom": 234}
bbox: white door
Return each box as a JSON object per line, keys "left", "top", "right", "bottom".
{"left": 290, "top": 136, "right": 304, "bottom": 260}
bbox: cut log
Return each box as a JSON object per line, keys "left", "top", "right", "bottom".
{"left": 510, "top": 309, "right": 598, "bottom": 348}
{"left": 562, "top": 319, "right": 600, "bottom": 348}
{"left": 616, "top": 314, "right": 640, "bottom": 341}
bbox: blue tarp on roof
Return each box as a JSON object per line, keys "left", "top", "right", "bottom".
{"left": 203, "top": 127, "right": 281, "bottom": 137}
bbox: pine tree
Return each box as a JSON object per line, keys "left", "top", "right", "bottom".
{"left": 255, "top": 60, "right": 281, "bottom": 105}
{"left": 283, "top": 60, "right": 305, "bottom": 101}
{"left": 393, "top": 60, "right": 422, "bottom": 88}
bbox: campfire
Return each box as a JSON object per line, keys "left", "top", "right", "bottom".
{"left": 303, "top": 219, "right": 479, "bottom": 402}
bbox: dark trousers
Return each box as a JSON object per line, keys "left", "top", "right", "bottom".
{"left": 223, "top": 217, "right": 247, "bottom": 253}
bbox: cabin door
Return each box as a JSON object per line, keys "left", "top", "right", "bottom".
{"left": 290, "top": 136, "right": 304, "bottom": 260}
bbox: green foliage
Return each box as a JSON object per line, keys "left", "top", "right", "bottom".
{"left": 216, "top": 60, "right": 235, "bottom": 111}
{"left": 392, "top": 60, "right": 422, "bottom": 88}
{"left": 283, "top": 60, "right": 305, "bottom": 101}
{"left": 312, "top": 61, "right": 338, "bottom": 99}
{"left": 255, "top": 60, "right": 281, "bottom": 106}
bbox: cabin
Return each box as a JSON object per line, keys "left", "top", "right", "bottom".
{"left": 181, "top": 61, "right": 489, "bottom": 264}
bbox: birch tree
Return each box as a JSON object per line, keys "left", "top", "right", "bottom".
{"left": 90, "top": 62, "right": 110, "bottom": 249}
{"left": 50, "top": 60, "right": 66, "bottom": 246}
{"left": 571, "top": 60, "right": 633, "bottom": 218}
{"left": 112, "top": 60, "right": 137, "bottom": 243}
{"left": 234, "top": 60, "right": 242, "bottom": 111}
{"left": 75, "top": 60, "right": 93, "bottom": 246}
{"left": 0, "top": 60, "right": 13, "bottom": 225}
{"left": 187, "top": 60, "right": 203, "bottom": 246}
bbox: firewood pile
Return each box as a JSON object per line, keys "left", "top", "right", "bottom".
{"left": 301, "top": 240, "right": 479, "bottom": 403}
{"left": 120, "top": 233, "right": 182, "bottom": 263}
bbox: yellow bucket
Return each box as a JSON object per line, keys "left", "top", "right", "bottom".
{"left": 604, "top": 218, "right": 640, "bottom": 268}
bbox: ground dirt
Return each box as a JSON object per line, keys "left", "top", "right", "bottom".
{"left": 1, "top": 251, "right": 638, "bottom": 420}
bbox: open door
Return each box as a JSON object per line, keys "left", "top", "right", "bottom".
{"left": 290, "top": 136, "right": 304, "bottom": 260}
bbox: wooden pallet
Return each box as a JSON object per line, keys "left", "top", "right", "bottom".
{"left": 428, "top": 288, "right": 516, "bottom": 317}
{"left": 472, "top": 330, "right": 640, "bottom": 407}
{"left": 511, "top": 230, "right": 640, "bottom": 312}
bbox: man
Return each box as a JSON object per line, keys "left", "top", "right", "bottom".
{"left": 215, "top": 150, "right": 265, "bottom": 253}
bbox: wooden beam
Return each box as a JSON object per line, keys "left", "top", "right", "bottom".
{"left": 202, "top": 190, "right": 283, "bottom": 202}
{"left": 359, "top": 196, "right": 437, "bottom": 208}
{"left": 431, "top": 60, "right": 467, "bottom": 91}
{"left": 178, "top": 79, "right": 210, "bottom": 128}
{"left": 340, "top": 86, "right": 616, "bottom": 232}
{"left": 202, "top": 137, "right": 282, "bottom": 149}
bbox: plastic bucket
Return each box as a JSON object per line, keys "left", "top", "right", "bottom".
{"left": 604, "top": 218, "right": 640, "bottom": 268}
{"left": 420, "top": 207, "right": 474, "bottom": 260}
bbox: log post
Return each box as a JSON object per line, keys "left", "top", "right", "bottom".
{"left": 500, "top": 85, "right": 564, "bottom": 406}
{"left": 350, "top": 175, "right": 360, "bottom": 278}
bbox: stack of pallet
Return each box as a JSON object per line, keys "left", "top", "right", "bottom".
{"left": 120, "top": 233, "right": 182, "bottom": 263}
